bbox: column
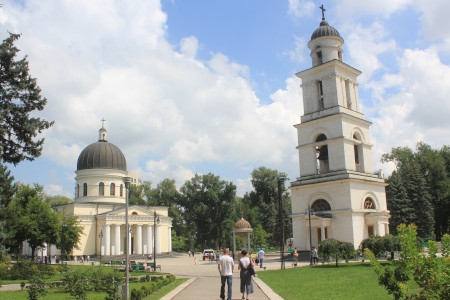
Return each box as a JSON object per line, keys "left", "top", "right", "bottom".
{"left": 99, "top": 226, "right": 104, "bottom": 255}
{"left": 321, "top": 226, "right": 325, "bottom": 241}
{"left": 147, "top": 225, "right": 153, "bottom": 254}
{"left": 105, "top": 225, "right": 111, "bottom": 256}
{"left": 156, "top": 225, "right": 161, "bottom": 253}
{"left": 247, "top": 233, "right": 251, "bottom": 251}
{"left": 136, "top": 225, "right": 142, "bottom": 255}
{"left": 168, "top": 227, "right": 172, "bottom": 252}
{"left": 115, "top": 224, "right": 121, "bottom": 255}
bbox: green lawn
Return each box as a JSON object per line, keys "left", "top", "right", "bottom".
{"left": 257, "top": 262, "right": 392, "bottom": 300}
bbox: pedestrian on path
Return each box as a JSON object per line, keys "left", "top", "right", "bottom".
{"left": 257, "top": 248, "right": 265, "bottom": 268}
{"left": 218, "top": 248, "right": 234, "bottom": 300}
{"left": 238, "top": 250, "right": 254, "bottom": 300}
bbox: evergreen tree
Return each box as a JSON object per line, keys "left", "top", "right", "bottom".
{"left": 405, "top": 163, "right": 435, "bottom": 240}
{"left": 0, "top": 33, "right": 54, "bottom": 165}
{"left": 386, "top": 171, "right": 415, "bottom": 235}
{"left": 0, "top": 163, "right": 17, "bottom": 260}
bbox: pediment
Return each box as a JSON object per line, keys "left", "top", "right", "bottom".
{"left": 103, "top": 205, "right": 155, "bottom": 217}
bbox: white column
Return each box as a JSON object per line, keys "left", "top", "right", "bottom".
{"left": 115, "top": 224, "right": 121, "bottom": 255}
{"left": 105, "top": 225, "right": 111, "bottom": 256}
{"left": 156, "top": 225, "right": 161, "bottom": 253}
{"left": 136, "top": 225, "right": 142, "bottom": 255}
{"left": 147, "top": 225, "right": 153, "bottom": 254}
{"left": 321, "top": 226, "right": 325, "bottom": 241}
{"left": 168, "top": 227, "right": 172, "bottom": 252}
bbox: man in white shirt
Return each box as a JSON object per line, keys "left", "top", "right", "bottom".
{"left": 218, "top": 248, "right": 234, "bottom": 300}
{"left": 258, "top": 248, "right": 265, "bottom": 268}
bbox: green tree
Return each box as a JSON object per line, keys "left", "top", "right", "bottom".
{"left": 0, "top": 163, "right": 17, "bottom": 260}
{"left": 5, "top": 184, "right": 59, "bottom": 258}
{"left": 318, "top": 239, "right": 356, "bottom": 266}
{"left": 366, "top": 224, "right": 450, "bottom": 299}
{"left": 129, "top": 182, "right": 149, "bottom": 205}
{"left": 44, "top": 195, "right": 72, "bottom": 208}
{"left": 57, "top": 216, "right": 84, "bottom": 262}
{"left": 386, "top": 171, "right": 415, "bottom": 235}
{"left": 180, "top": 173, "right": 236, "bottom": 250}
{"left": 0, "top": 33, "right": 54, "bottom": 165}
{"left": 244, "top": 167, "right": 289, "bottom": 246}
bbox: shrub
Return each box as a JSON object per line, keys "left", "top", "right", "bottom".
{"left": 10, "top": 259, "right": 39, "bottom": 280}
{"left": 27, "top": 274, "right": 46, "bottom": 300}
{"left": 442, "top": 234, "right": 450, "bottom": 258}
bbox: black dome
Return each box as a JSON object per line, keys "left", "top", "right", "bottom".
{"left": 311, "top": 19, "right": 341, "bottom": 40}
{"left": 77, "top": 141, "right": 127, "bottom": 171}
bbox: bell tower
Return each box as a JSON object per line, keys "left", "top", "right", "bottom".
{"left": 290, "top": 7, "right": 390, "bottom": 251}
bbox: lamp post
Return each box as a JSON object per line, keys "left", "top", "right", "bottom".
{"left": 99, "top": 230, "right": 103, "bottom": 266}
{"left": 153, "top": 211, "right": 160, "bottom": 272}
{"left": 306, "top": 204, "right": 314, "bottom": 266}
{"left": 124, "top": 177, "right": 132, "bottom": 300}
{"left": 278, "top": 177, "right": 286, "bottom": 270}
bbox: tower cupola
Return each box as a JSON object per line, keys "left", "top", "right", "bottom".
{"left": 308, "top": 5, "right": 344, "bottom": 67}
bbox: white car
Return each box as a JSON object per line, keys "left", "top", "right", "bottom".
{"left": 202, "top": 249, "right": 215, "bottom": 260}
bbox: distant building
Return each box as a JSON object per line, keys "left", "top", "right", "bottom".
{"left": 290, "top": 9, "right": 390, "bottom": 251}
{"left": 23, "top": 124, "right": 172, "bottom": 258}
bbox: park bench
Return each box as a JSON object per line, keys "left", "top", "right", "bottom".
{"left": 147, "top": 262, "right": 161, "bottom": 272}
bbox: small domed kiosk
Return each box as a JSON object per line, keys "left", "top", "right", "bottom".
{"left": 232, "top": 218, "right": 253, "bottom": 256}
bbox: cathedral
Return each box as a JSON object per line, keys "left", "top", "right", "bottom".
{"left": 290, "top": 9, "right": 390, "bottom": 251}
{"left": 23, "top": 124, "right": 172, "bottom": 258}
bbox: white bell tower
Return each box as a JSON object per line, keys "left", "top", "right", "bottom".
{"left": 290, "top": 6, "right": 390, "bottom": 252}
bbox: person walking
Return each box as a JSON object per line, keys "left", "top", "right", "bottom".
{"left": 257, "top": 248, "right": 265, "bottom": 268}
{"left": 218, "top": 248, "right": 234, "bottom": 300}
{"left": 238, "top": 250, "right": 254, "bottom": 300}
{"left": 311, "top": 246, "right": 318, "bottom": 265}
{"left": 292, "top": 247, "right": 299, "bottom": 267}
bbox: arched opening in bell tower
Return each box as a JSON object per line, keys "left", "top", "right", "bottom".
{"left": 316, "top": 134, "right": 329, "bottom": 174}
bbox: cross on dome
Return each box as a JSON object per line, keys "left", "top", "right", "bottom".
{"left": 319, "top": 4, "right": 326, "bottom": 19}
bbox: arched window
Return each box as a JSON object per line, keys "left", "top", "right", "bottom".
{"left": 83, "top": 183, "right": 88, "bottom": 196}
{"left": 110, "top": 183, "right": 115, "bottom": 196}
{"left": 77, "top": 184, "right": 80, "bottom": 198}
{"left": 317, "top": 81, "right": 324, "bottom": 110}
{"left": 364, "top": 197, "right": 376, "bottom": 209}
{"left": 120, "top": 184, "right": 123, "bottom": 197}
{"left": 353, "top": 133, "right": 362, "bottom": 172}
{"left": 316, "top": 134, "right": 329, "bottom": 174}
{"left": 99, "top": 182, "right": 105, "bottom": 196}
{"left": 311, "top": 199, "right": 331, "bottom": 212}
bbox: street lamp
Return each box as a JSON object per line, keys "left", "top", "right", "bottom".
{"left": 99, "top": 230, "right": 103, "bottom": 266}
{"left": 153, "top": 211, "right": 161, "bottom": 272}
{"left": 124, "top": 176, "right": 132, "bottom": 300}
{"left": 306, "top": 204, "right": 314, "bottom": 266}
{"left": 278, "top": 177, "right": 286, "bottom": 270}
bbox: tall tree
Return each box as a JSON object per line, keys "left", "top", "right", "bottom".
{"left": 0, "top": 33, "right": 54, "bottom": 165}
{"left": 180, "top": 173, "right": 236, "bottom": 250}
{"left": 244, "top": 167, "right": 290, "bottom": 246}
{"left": 386, "top": 171, "right": 415, "bottom": 235}
{"left": 57, "top": 216, "right": 84, "bottom": 261}
{"left": 0, "top": 163, "right": 17, "bottom": 260}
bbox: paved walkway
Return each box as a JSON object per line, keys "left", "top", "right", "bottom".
{"left": 0, "top": 253, "right": 293, "bottom": 299}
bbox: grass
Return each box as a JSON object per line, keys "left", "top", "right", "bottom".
{"left": 257, "top": 262, "right": 392, "bottom": 300}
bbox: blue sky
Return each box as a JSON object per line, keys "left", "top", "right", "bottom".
{"left": 3, "top": 0, "right": 450, "bottom": 197}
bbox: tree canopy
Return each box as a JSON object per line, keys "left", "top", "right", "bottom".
{"left": 0, "top": 33, "right": 54, "bottom": 165}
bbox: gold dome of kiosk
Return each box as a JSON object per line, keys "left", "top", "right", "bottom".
{"left": 233, "top": 218, "right": 253, "bottom": 238}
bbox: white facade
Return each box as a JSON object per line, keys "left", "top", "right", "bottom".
{"left": 290, "top": 14, "right": 390, "bottom": 251}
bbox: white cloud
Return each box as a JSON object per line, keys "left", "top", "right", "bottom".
{"left": 288, "top": 0, "right": 315, "bottom": 17}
